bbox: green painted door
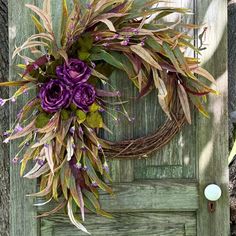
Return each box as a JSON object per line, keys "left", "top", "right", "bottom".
{"left": 9, "top": 0, "right": 229, "bottom": 235}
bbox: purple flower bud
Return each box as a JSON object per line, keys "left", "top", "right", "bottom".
{"left": 70, "top": 126, "right": 75, "bottom": 134}
{"left": 99, "top": 108, "right": 105, "bottom": 113}
{"left": 116, "top": 91, "right": 121, "bottom": 97}
{"left": 44, "top": 143, "right": 49, "bottom": 148}
{"left": 81, "top": 146, "right": 86, "bottom": 152}
{"left": 69, "top": 23, "right": 75, "bottom": 30}
{"left": 83, "top": 166, "right": 88, "bottom": 171}
{"left": 86, "top": 3, "right": 92, "bottom": 9}
{"left": 12, "top": 157, "right": 19, "bottom": 164}
{"left": 78, "top": 126, "right": 84, "bottom": 136}
{"left": 97, "top": 143, "right": 102, "bottom": 150}
{"left": 141, "top": 41, "right": 145, "bottom": 47}
{"left": 33, "top": 64, "right": 39, "bottom": 70}
{"left": 24, "top": 58, "right": 29, "bottom": 65}
{"left": 95, "top": 36, "right": 101, "bottom": 41}
{"left": 103, "top": 162, "right": 109, "bottom": 173}
{"left": 3, "top": 131, "right": 10, "bottom": 136}
{"left": 3, "top": 138, "right": 9, "bottom": 144}
{"left": 23, "top": 89, "right": 29, "bottom": 95}
{"left": 46, "top": 54, "right": 51, "bottom": 61}
{"left": 11, "top": 97, "right": 16, "bottom": 103}
{"left": 75, "top": 162, "right": 82, "bottom": 169}
{"left": 25, "top": 142, "right": 30, "bottom": 147}
{"left": 15, "top": 124, "right": 23, "bottom": 132}
{"left": 91, "top": 181, "right": 98, "bottom": 187}
{"left": 102, "top": 43, "right": 109, "bottom": 47}
{"left": 133, "top": 29, "right": 139, "bottom": 35}
{"left": 0, "top": 98, "right": 6, "bottom": 107}
{"left": 37, "top": 159, "right": 45, "bottom": 166}
{"left": 121, "top": 40, "right": 129, "bottom": 46}
{"left": 91, "top": 62, "right": 96, "bottom": 68}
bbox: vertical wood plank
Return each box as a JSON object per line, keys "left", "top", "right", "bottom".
{"left": 0, "top": 0, "right": 10, "bottom": 235}
{"left": 9, "top": 0, "right": 39, "bottom": 235}
{"left": 196, "top": 0, "right": 230, "bottom": 235}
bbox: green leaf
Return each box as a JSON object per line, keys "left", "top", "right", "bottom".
{"left": 60, "top": 163, "right": 68, "bottom": 200}
{"left": 76, "top": 110, "right": 86, "bottom": 124}
{"left": 78, "top": 34, "right": 93, "bottom": 51}
{"left": 163, "top": 42, "right": 185, "bottom": 75}
{"left": 177, "top": 83, "right": 191, "bottom": 124}
{"left": 173, "top": 47, "right": 193, "bottom": 77}
{"left": 35, "top": 113, "right": 51, "bottom": 128}
{"left": 82, "top": 189, "right": 100, "bottom": 210}
{"left": 90, "top": 49, "right": 125, "bottom": 71}
{"left": 86, "top": 111, "right": 103, "bottom": 128}
{"left": 130, "top": 45, "right": 162, "bottom": 70}
{"left": 61, "top": 109, "right": 70, "bottom": 120}
{"left": 85, "top": 157, "right": 113, "bottom": 194}
{"left": 145, "top": 36, "right": 165, "bottom": 54}
{"left": 78, "top": 51, "right": 90, "bottom": 61}
{"left": 31, "top": 15, "right": 45, "bottom": 33}
{"left": 70, "top": 103, "right": 78, "bottom": 111}
{"left": 89, "top": 103, "right": 100, "bottom": 112}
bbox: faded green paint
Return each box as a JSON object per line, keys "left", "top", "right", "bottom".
{"left": 9, "top": 0, "right": 229, "bottom": 236}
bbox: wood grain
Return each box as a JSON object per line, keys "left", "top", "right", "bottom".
{"left": 9, "top": 0, "right": 39, "bottom": 236}
{"left": 41, "top": 212, "right": 197, "bottom": 236}
{"left": 37, "top": 181, "right": 199, "bottom": 212}
{"left": 0, "top": 1, "right": 9, "bottom": 235}
{"left": 7, "top": 0, "right": 230, "bottom": 235}
{"left": 196, "top": 0, "right": 230, "bottom": 235}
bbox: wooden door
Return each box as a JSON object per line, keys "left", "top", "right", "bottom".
{"left": 8, "top": 0, "right": 229, "bottom": 236}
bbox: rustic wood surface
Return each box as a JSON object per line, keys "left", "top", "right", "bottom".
{"left": 3, "top": 0, "right": 230, "bottom": 235}
{"left": 0, "top": 0, "right": 9, "bottom": 236}
{"left": 9, "top": 0, "right": 39, "bottom": 235}
{"left": 196, "top": 0, "right": 229, "bottom": 235}
{"left": 41, "top": 212, "right": 197, "bottom": 236}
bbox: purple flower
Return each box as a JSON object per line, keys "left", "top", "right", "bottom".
{"left": 40, "top": 79, "right": 71, "bottom": 113}
{"left": 0, "top": 98, "right": 6, "bottom": 106}
{"left": 56, "top": 59, "right": 91, "bottom": 86}
{"left": 15, "top": 124, "right": 23, "bottom": 132}
{"left": 73, "top": 83, "right": 96, "bottom": 112}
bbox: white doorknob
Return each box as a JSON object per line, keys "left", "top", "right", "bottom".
{"left": 204, "top": 184, "right": 222, "bottom": 201}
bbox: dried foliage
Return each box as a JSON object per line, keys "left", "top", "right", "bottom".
{"left": 1, "top": 0, "right": 215, "bottom": 234}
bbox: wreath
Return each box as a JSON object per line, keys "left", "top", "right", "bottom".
{"left": 2, "top": 0, "right": 216, "bottom": 234}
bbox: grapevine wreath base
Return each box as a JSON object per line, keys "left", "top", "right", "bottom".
{"left": 1, "top": 0, "right": 216, "bottom": 234}
{"left": 102, "top": 96, "right": 186, "bottom": 159}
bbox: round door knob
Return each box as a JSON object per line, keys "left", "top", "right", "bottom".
{"left": 204, "top": 184, "right": 222, "bottom": 201}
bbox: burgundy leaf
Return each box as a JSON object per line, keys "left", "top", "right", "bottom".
{"left": 23, "top": 54, "right": 50, "bottom": 78}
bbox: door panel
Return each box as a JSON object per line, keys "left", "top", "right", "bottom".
{"left": 41, "top": 212, "right": 197, "bottom": 236}
{"left": 8, "top": 0, "right": 229, "bottom": 235}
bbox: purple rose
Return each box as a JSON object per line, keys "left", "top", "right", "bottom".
{"left": 56, "top": 59, "right": 91, "bottom": 86}
{"left": 73, "top": 83, "right": 96, "bottom": 112}
{"left": 40, "top": 79, "right": 71, "bottom": 113}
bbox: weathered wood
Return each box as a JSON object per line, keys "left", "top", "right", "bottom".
{"left": 41, "top": 212, "right": 197, "bottom": 236}
{"left": 0, "top": 1, "right": 9, "bottom": 236}
{"left": 196, "top": 0, "right": 230, "bottom": 235}
{"left": 9, "top": 0, "right": 39, "bottom": 236}
{"left": 7, "top": 0, "right": 230, "bottom": 235}
{"left": 37, "top": 181, "right": 199, "bottom": 212}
